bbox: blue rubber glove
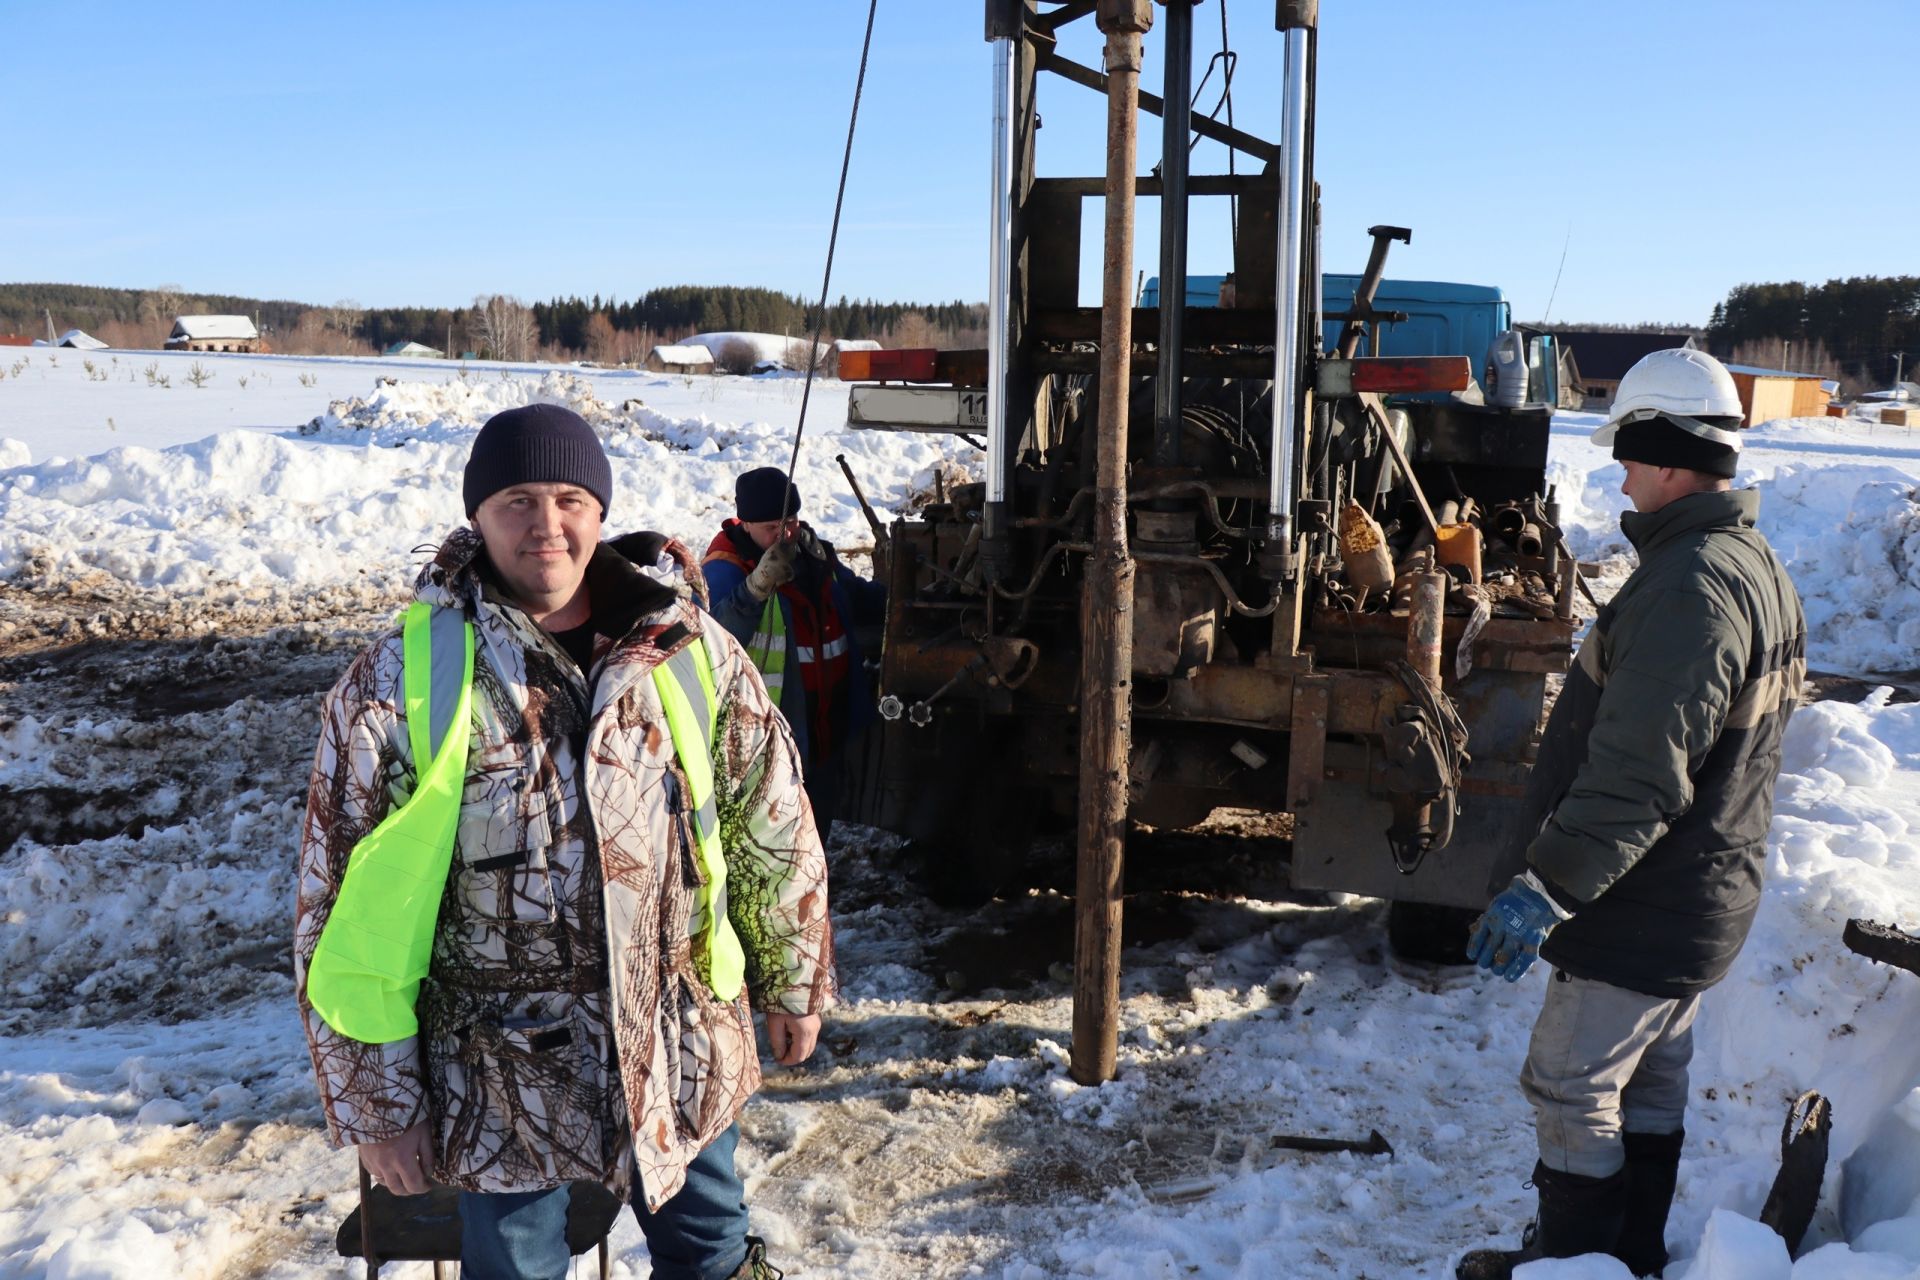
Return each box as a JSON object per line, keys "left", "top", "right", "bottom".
{"left": 1468, "top": 873, "right": 1571, "bottom": 981}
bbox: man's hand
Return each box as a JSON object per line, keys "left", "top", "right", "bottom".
{"left": 764, "top": 1012, "right": 821, "bottom": 1066}
{"left": 746, "top": 539, "right": 799, "bottom": 601}
{"left": 1468, "top": 873, "right": 1571, "bottom": 981}
{"left": 359, "top": 1121, "right": 434, "bottom": 1196}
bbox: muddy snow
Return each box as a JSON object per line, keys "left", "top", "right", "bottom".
{"left": 1, "top": 349, "right": 1918, "bottom": 1278}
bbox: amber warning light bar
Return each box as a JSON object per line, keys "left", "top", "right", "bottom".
{"left": 1316, "top": 355, "right": 1472, "bottom": 397}
{"left": 836, "top": 348, "right": 939, "bottom": 382}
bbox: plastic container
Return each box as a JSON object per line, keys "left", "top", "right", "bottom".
{"left": 1486, "top": 330, "right": 1528, "bottom": 408}
{"left": 1434, "top": 522, "right": 1483, "bottom": 584}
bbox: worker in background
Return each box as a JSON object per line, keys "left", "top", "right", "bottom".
{"left": 703, "top": 465, "right": 887, "bottom": 846}
{"left": 295, "top": 405, "right": 833, "bottom": 1280}
{"left": 1457, "top": 349, "right": 1806, "bottom": 1279}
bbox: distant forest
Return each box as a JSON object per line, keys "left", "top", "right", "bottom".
{"left": 8, "top": 277, "right": 1913, "bottom": 389}
{"left": 1707, "top": 275, "right": 1920, "bottom": 390}
{"left": 0, "top": 282, "right": 989, "bottom": 361}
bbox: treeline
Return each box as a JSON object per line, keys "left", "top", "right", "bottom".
{"left": 0, "top": 282, "right": 987, "bottom": 361}
{"left": 529, "top": 287, "right": 986, "bottom": 352}
{"left": 1708, "top": 276, "right": 1920, "bottom": 385}
{"left": 0, "top": 283, "right": 307, "bottom": 346}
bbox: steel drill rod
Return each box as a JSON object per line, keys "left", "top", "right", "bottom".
{"left": 1072, "top": 1, "right": 1149, "bottom": 1088}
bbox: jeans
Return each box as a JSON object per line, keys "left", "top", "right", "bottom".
{"left": 460, "top": 1123, "right": 751, "bottom": 1280}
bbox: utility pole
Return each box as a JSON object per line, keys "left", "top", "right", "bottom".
{"left": 1071, "top": 0, "right": 1150, "bottom": 1088}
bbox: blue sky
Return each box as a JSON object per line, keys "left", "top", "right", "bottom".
{"left": 7, "top": 1, "right": 1915, "bottom": 325}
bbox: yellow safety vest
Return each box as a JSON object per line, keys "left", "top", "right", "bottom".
{"left": 746, "top": 594, "right": 788, "bottom": 701}
{"left": 308, "top": 603, "right": 744, "bottom": 1046}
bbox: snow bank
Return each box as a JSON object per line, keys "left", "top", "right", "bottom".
{"left": 0, "top": 368, "right": 950, "bottom": 598}
{"left": 1758, "top": 466, "right": 1920, "bottom": 674}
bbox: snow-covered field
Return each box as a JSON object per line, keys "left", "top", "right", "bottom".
{"left": 0, "top": 348, "right": 1917, "bottom": 1279}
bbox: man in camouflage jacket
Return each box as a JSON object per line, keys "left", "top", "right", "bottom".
{"left": 295, "top": 404, "right": 833, "bottom": 1280}
{"left": 1459, "top": 350, "right": 1805, "bottom": 1279}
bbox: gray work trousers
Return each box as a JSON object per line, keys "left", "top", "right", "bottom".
{"left": 1520, "top": 969, "right": 1700, "bottom": 1178}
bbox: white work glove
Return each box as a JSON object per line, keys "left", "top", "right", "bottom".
{"left": 746, "top": 539, "right": 798, "bottom": 601}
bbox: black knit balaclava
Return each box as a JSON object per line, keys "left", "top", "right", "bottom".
{"left": 463, "top": 404, "right": 613, "bottom": 516}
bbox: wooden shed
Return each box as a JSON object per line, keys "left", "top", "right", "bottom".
{"left": 1724, "top": 364, "right": 1832, "bottom": 427}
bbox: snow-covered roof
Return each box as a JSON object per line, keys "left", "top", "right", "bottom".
{"left": 1724, "top": 362, "right": 1824, "bottom": 380}
{"left": 1859, "top": 382, "right": 1918, "bottom": 402}
{"left": 684, "top": 331, "right": 807, "bottom": 365}
{"left": 649, "top": 343, "right": 715, "bottom": 364}
{"left": 168, "top": 315, "right": 258, "bottom": 341}
{"left": 384, "top": 341, "right": 443, "bottom": 357}
{"left": 830, "top": 338, "right": 883, "bottom": 353}
{"left": 56, "top": 329, "right": 107, "bottom": 350}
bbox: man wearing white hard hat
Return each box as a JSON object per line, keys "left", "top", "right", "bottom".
{"left": 1457, "top": 349, "right": 1807, "bottom": 1278}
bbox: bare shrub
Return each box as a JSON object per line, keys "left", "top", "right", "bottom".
{"left": 882, "top": 311, "right": 937, "bottom": 348}
{"left": 96, "top": 317, "right": 167, "bottom": 350}
{"left": 281, "top": 313, "right": 374, "bottom": 357}
{"left": 1729, "top": 335, "right": 1844, "bottom": 383}
{"left": 713, "top": 337, "right": 759, "bottom": 375}
{"left": 611, "top": 326, "right": 646, "bottom": 366}
{"left": 785, "top": 339, "right": 825, "bottom": 374}
{"left": 469, "top": 295, "right": 537, "bottom": 363}
{"left": 585, "top": 313, "right": 620, "bottom": 365}
{"left": 186, "top": 362, "right": 214, "bottom": 388}
{"left": 139, "top": 284, "right": 185, "bottom": 327}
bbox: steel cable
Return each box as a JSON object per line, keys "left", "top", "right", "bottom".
{"left": 779, "top": 0, "right": 881, "bottom": 531}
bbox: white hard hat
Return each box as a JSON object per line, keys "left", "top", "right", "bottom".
{"left": 1593, "top": 348, "right": 1745, "bottom": 450}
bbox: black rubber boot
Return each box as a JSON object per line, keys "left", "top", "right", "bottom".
{"left": 1456, "top": 1162, "right": 1629, "bottom": 1280}
{"left": 1615, "top": 1130, "right": 1684, "bottom": 1277}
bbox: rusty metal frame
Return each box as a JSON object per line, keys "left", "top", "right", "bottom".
{"left": 1286, "top": 676, "right": 1330, "bottom": 810}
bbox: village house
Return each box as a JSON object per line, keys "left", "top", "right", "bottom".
{"left": 643, "top": 343, "right": 715, "bottom": 374}
{"left": 1546, "top": 330, "right": 1699, "bottom": 408}
{"left": 165, "top": 315, "right": 260, "bottom": 354}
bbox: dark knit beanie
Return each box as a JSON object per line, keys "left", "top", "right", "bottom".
{"left": 736, "top": 466, "right": 800, "bottom": 522}
{"left": 1610, "top": 416, "right": 1738, "bottom": 480}
{"left": 463, "top": 404, "right": 613, "bottom": 516}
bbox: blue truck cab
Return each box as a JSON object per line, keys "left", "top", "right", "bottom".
{"left": 1142, "top": 273, "right": 1507, "bottom": 361}
{"left": 1319, "top": 276, "right": 1507, "bottom": 363}
{"left": 1141, "top": 274, "right": 1548, "bottom": 402}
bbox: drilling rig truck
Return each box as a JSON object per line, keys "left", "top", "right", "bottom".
{"left": 840, "top": 0, "right": 1580, "bottom": 953}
